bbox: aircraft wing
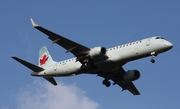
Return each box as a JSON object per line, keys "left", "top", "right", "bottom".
{"left": 30, "top": 18, "right": 90, "bottom": 62}
{"left": 98, "top": 67, "right": 140, "bottom": 95}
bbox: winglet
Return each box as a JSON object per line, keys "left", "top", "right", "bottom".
{"left": 30, "top": 18, "right": 39, "bottom": 27}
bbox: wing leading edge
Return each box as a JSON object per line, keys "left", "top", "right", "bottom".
{"left": 30, "top": 18, "right": 90, "bottom": 62}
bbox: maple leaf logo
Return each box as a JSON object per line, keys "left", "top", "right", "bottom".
{"left": 39, "top": 54, "right": 49, "bottom": 65}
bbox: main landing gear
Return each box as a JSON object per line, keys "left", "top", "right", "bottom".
{"left": 150, "top": 52, "right": 157, "bottom": 63}
{"left": 102, "top": 79, "right": 111, "bottom": 87}
{"left": 81, "top": 58, "right": 94, "bottom": 71}
{"left": 81, "top": 62, "right": 97, "bottom": 71}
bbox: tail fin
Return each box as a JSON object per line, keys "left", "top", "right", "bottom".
{"left": 12, "top": 56, "right": 57, "bottom": 86}
{"left": 12, "top": 47, "right": 58, "bottom": 86}
{"left": 39, "top": 46, "right": 56, "bottom": 68}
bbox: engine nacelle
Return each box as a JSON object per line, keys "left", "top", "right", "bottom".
{"left": 123, "top": 70, "right": 140, "bottom": 82}
{"left": 89, "top": 47, "right": 107, "bottom": 59}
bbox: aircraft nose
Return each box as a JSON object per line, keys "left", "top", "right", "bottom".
{"left": 165, "top": 41, "right": 173, "bottom": 49}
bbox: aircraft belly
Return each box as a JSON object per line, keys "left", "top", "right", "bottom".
{"left": 98, "top": 61, "right": 121, "bottom": 71}
{"left": 88, "top": 56, "right": 125, "bottom": 73}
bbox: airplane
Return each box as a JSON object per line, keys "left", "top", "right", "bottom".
{"left": 12, "top": 18, "right": 173, "bottom": 95}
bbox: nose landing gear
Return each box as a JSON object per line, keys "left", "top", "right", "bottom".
{"left": 150, "top": 52, "right": 157, "bottom": 63}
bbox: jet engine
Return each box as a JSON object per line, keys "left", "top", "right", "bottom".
{"left": 123, "top": 70, "right": 140, "bottom": 82}
{"left": 89, "top": 47, "right": 107, "bottom": 59}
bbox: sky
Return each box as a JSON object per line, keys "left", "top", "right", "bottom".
{"left": 1, "top": 0, "right": 180, "bottom": 109}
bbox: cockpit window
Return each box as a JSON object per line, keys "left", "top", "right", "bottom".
{"left": 155, "top": 37, "right": 164, "bottom": 39}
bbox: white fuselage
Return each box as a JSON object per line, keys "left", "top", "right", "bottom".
{"left": 36, "top": 36, "right": 173, "bottom": 77}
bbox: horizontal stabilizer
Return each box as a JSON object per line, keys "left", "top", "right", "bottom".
{"left": 12, "top": 56, "right": 44, "bottom": 72}
{"left": 43, "top": 77, "right": 57, "bottom": 85}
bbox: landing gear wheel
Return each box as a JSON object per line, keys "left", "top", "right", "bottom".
{"left": 102, "top": 79, "right": 111, "bottom": 87}
{"left": 150, "top": 59, "right": 155, "bottom": 63}
{"left": 102, "top": 79, "right": 107, "bottom": 85}
{"left": 106, "top": 81, "right": 111, "bottom": 87}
